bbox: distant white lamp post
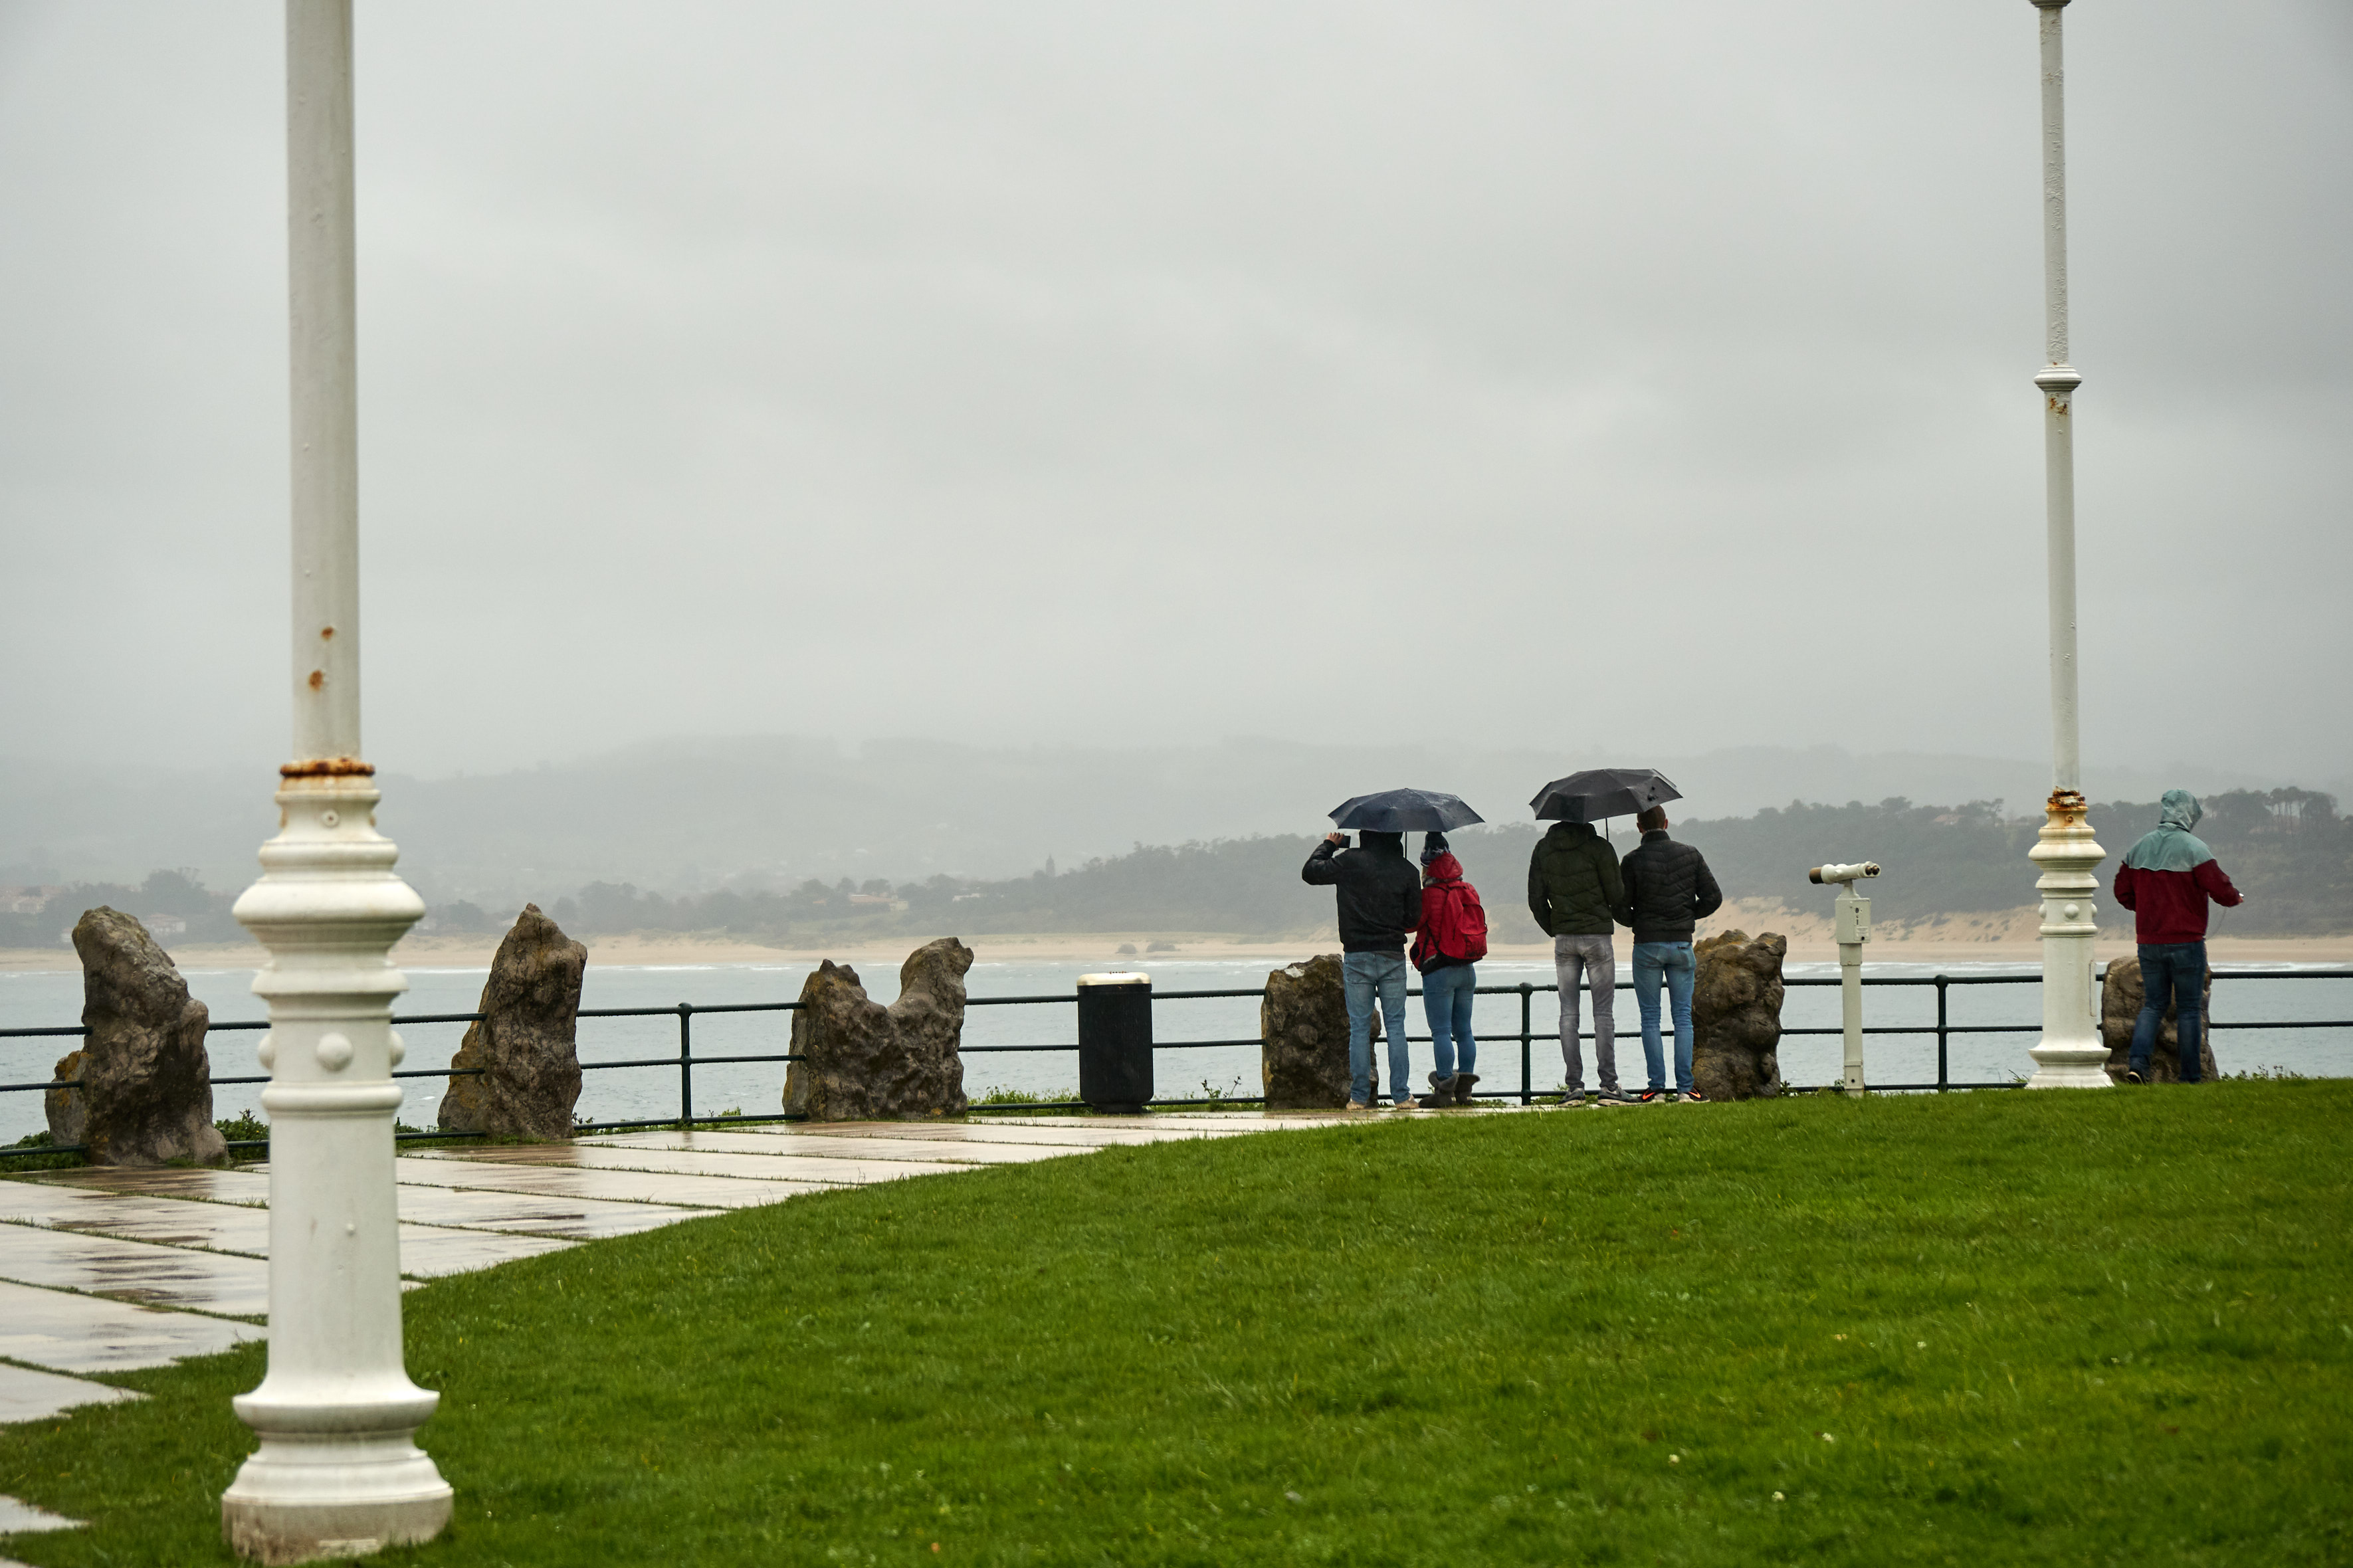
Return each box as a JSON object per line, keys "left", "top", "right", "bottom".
{"left": 221, "top": 2, "right": 454, "bottom": 1559}
{"left": 2023, "top": 0, "right": 2110, "bottom": 1090}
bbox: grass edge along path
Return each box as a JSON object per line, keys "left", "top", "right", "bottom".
{"left": 4, "top": 1083, "right": 2348, "bottom": 1567}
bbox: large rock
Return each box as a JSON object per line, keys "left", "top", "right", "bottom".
{"left": 783, "top": 938, "right": 973, "bottom": 1121}
{"left": 1261, "top": 953, "right": 1385, "bottom": 1108}
{"left": 1692, "top": 930, "right": 1787, "bottom": 1100}
{"left": 2102, "top": 955, "right": 2217, "bottom": 1083}
{"left": 48, "top": 908, "right": 226, "bottom": 1166}
{"left": 438, "top": 904, "right": 587, "bottom": 1139}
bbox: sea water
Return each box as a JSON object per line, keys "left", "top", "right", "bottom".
{"left": 2, "top": 957, "right": 2346, "bottom": 1143}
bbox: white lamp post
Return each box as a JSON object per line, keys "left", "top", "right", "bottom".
{"left": 2023, "top": 0, "right": 2110, "bottom": 1090}
{"left": 221, "top": 2, "right": 454, "bottom": 1559}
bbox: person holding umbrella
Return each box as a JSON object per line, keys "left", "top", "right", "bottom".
{"left": 1526, "top": 769, "right": 1679, "bottom": 1106}
{"left": 1307, "top": 789, "right": 1482, "bottom": 1111}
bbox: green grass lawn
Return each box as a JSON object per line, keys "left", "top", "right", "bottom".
{"left": 5, "top": 1082, "right": 2349, "bottom": 1566}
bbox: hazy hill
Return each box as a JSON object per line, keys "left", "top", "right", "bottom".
{"left": 2, "top": 736, "right": 2325, "bottom": 910}
{"left": 10, "top": 789, "right": 2342, "bottom": 949}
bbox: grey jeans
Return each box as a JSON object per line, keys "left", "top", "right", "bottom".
{"left": 1554, "top": 933, "right": 1618, "bottom": 1094}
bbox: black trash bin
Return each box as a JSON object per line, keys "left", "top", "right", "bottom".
{"left": 1077, "top": 971, "right": 1154, "bottom": 1114}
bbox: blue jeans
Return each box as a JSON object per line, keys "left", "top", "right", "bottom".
{"left": 1343, "top": 951, "right": 1411, "bottom": 1104}
{"left": 1422, "top": 963, "right": 1478, "bottom": 1080}
{"left": 2128, "top": 941, "right": 2206, "bottom": 1083}
{"left": 1632, "top": 941, "right": 1696, "bottom": 1093}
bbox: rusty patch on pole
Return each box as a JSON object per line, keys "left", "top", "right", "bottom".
{"left": 2045, "top": 787, "right": 2087, "bottom": 827}
{"left": 279, "top": 757, "right": 375, "bottom": 779}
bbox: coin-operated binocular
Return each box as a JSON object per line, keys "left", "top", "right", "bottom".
{"left": 1808, "top": 862, "right": 1881, "bottom": 1090}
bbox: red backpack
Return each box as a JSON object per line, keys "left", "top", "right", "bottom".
{"left": 1412, "top": 876, "right": 1489, "bottom": 969}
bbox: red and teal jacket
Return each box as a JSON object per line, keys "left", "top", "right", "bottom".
{"left": 2112, "top": 860, "right": 2243, "bottom": 945}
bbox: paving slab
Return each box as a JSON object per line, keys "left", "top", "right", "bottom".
{"left": 0, "top": 1280, "right": 261, "bottom": 1373}
{"left": 0, "top": 1363, "right": 142, "bottom": 1425}
{"left": 26, "top": 1167, "right": 270, "bottom": 1205}
{"left": 25, "top": 1167, "right": 700, "bottom": 1240}
{"left": 3, "top": 1191, "right": 579, "bottom": 1280}
{"left": 380, "top": 1184, "right": 710, "bottom": 1240}
{"left": 0, "top": 1495, "right": 81, "bottom": 1535}
{"left": 577, "top": 1129, "right": 1072, "bottom": 1165}
{"left": 0, "top": 1224, "right": 269, "bottom": 1317}
{"left": 393, "top": 1228, "right": 577, "bottom": 1278}
{"left": 412, "top": 1144, "right": 976, "bottom": 1187}
{"left": 384, "top": 1157, "right": 819, "bottom": 1209}
{"left": 754, "top": 1122, "right": 1255, "bottom": 1147}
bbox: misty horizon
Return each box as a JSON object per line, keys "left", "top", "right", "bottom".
{"left": 3, "top": 733, "right": 2340, "bottom": 903}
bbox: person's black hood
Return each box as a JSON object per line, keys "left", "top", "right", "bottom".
{"left": 1360, "top": 830, "right": 1406, "bottom": 856}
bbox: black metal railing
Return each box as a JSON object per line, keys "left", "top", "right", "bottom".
{"left": 5, "top": 967, "right": 2347, "bottom": 1159}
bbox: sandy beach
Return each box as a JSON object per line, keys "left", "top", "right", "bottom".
{"left": 5, "top": 903, "right": 2345, "bottom": 975}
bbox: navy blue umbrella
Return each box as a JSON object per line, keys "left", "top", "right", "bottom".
{"left": 1529, "top": 767, "right": 1682, "bottom": 823}
{"left": 1328, "top": 788, "right": 1485, "bottom": 834}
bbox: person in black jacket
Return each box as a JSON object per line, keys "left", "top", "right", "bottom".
{"left": 1614, "top": 805, "right": 1724, "bottom": 1103}
{"left": 1302, "top": 830, "right": 1423, "bottom": 1110}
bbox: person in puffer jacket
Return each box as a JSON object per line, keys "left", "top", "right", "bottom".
{"left": 1302, "top": 829, "right": 1423, "bottom": 1109}
{"left": 1411, "top": 833, "right": 1481, "bottom": 1107}
{"left": 2112, "top": 790, "right": 2244, "bottom": 1084}
{"left": 1613, "top": 805, "right": 1723, "bottom": 1102}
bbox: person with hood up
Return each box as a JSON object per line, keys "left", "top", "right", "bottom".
{"left": 2112, "top": 789, "right": 2245, "bottom": 1085}
{"left": 1302, "top": 829, "right": 1423, "bottom": 1110}
{"left": 1411, "top": 833, "right": 1487, "bottom": 1107}
{"left": 1528, "top": 817, "right": 1629, "bottom": 1106}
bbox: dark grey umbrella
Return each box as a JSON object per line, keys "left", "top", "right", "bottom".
{"left": 1328, "top": 788, "right": 1485, "bottom": 834}
{"left": 1528, "top": 767, "right": 1683, "bottom": 823}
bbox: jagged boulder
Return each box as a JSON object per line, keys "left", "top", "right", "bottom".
{"left": 1692, "top": 930, "right": 1787, "bottom": 1100}
{"left": 49, "top": 908, "right": 226, "bottom": 1166}
{"left": 438, "top": 904, "right": 587, "bottom": 1139}
{"left": 1261, "top": 953, "right": 1384, "bottom": 1108}
{"left": 784, "top": 938, "right": 973, "bottom": 1120}
{"left": 2102, "top": 955, "right": 2217, "bottom": 1083}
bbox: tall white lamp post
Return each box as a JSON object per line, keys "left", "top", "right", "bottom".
{"left": 221, "top": 2, "right": 455, "bottom": 1559}
{"left": 2023, "top": 0, "right": 2110, "bottom": 1090}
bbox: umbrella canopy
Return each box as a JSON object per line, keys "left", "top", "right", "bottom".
{"left": 1529, "top": 767, "right": 1683, "bottom": 823}
{"left": 1328, "top": 788, "right": 1485, "bottom": 834}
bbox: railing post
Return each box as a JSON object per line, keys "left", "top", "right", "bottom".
{"left": 1936, "top": 975, "right": 1950, "bottom": 1092}
{"left": 1518, "top": 983, "right": 1532, "bottom": 1106}
{"left": 678, "top": 1003, "right": 694, "bottom": 1126}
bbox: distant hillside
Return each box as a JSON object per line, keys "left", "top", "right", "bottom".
{"left": 512, "top": 789, "right": 2353, "bottom": 943}
{"left": 11, "top": 789, "right": 2341, "bottom": 950}
{"left": 2, "top": 737, "right": 2326, "bottom": 904}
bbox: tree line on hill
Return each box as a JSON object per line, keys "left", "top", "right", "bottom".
{"left": 5, "top": 789, "right": 2344, "bottom": 950}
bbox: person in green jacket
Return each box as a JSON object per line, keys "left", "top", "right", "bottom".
{"left": 1528, "top": 821, "right": 1631, "bottom": 1106}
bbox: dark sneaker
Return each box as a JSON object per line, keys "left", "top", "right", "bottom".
{"left": 2124, "top": 1069, "right": 2146, "bottom": 1085}
{"left": 1679, "top": 1089, "right": 1707, "bottom": 1103}
{"left": 1636, "top": 1088, "right": 1671, "bottom": 1104}
{"left": 1595, "top": 1088, "right": 1637, "bottom": 1106}
{"left": 1452, "top": 1073, "right": 1481, "bottom": 1106}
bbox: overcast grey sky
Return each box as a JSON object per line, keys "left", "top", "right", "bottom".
{"left": 4, "top": 1, "right": 2348, "bottom": 790}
